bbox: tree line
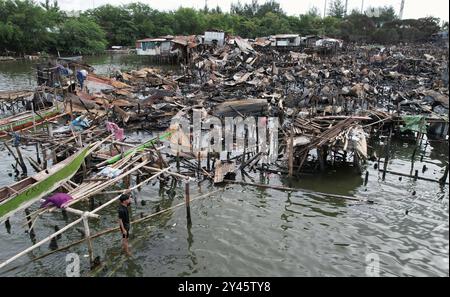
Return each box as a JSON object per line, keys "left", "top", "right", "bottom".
{"left": 0, "top": 0, "right": 446, "bottom": 55}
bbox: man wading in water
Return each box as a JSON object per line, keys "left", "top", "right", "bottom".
{"left": 118, "top": 191, "right": 132, "bottom": 256}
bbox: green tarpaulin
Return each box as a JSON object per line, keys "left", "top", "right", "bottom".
{"left": 400, "top": 115, "right": 428, "bottom": 133}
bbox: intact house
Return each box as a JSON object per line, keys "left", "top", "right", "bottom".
{"left": 270, "top": 34, "right": 301, "bottom": 47}
{"left": 136, "top": 38, "right": 174, "bottom": 56}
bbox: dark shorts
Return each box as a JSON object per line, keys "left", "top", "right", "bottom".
{"left": 122, "top": 225, "right": 130, "bottom": 239}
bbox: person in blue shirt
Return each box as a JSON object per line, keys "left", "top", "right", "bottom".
{"left": 76, "top": 69, "right": 88, "bottom": 90}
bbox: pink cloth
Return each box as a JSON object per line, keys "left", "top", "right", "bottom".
{"left": 106, "top": 121, "right": 125, "bottom": 141}
{"left": 40, "top": 193, "right": 73, "bottom": 208}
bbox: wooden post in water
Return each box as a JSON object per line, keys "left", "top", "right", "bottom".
{"left": 414, "top": 170, "right": 419, "bottom": 181}
{"left": 24, "top": 208, "right": 34, "bottom": 233}
{"left": 185, "top": 183, "right": 192, "bottom": 227}
{"left": 31, "top": 101, "right": 36, "bottom": 133}
{"left": 197, "top": 152, "right": 201, "bottom": 178}
{"left": 82, "top": 213, "right": 94, "bottom": 265}
{"left": 288, "top": 126, "right": 294, "bottom": 177}
{"left": 382, "top": 129, "right": 392, "bottom": 181}
{"left": 440, "top": 164, "right": 449, "bottom": 185}
{"left": 364, "top": 171, "right": 369, "bottom": 186}
{"left": 40, "top": 143, "right": 47, "bottom": 169}
{"left": 135, "top": 174, "right": 141, "bottom": 192}
{"left": 35, "top": 143, "right": 41, "bottom": 166}
{"left": 353, "top": 149, "right": 361, "bottom": 174}
{"left": 69, "top": 98, "right": 74, "bottom": 121}
{"left": 89, "top": 197, "right": 95, "bottom": 211}
{"left": 176, "top": 152, "right": 180, "bottom": 173}
{"left": 4, "top": 219, "right": 11, "bottom": 234}
{"left": 318, "top": 148, "right": 325, "bottom": 172}
{"left": 15, "top": 145, "right": 27, "bottom": 177}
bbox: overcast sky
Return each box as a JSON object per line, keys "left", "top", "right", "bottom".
{"left": 46, "top": 0, "right": 449, "bottom": 22}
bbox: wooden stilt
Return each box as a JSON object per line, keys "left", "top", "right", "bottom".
{"left": 197, "top": 151, "right": 201, "bottom": 178}
{"left": 5, "top": 219, "right": 11, "bottom": 234}
{"left": 318, "top": 148, "right": 325, "bottom": 172}
{"left": 439, "top": 165, "right": 448, "bottom": 185}
{"left": 35, "top": 143, "right": 41, "bottom": 166}
{"left": 15, "top": 145, "right": 27, "bottom": 176}
{"left": 288, "top": 126, "right": 294, "bottom": 177}
{"left": 82, "top": 213, "right": 94, "bottom": 265}
{"left": 24, "top": 208, "right": 35, "bottom": 238}
{"left": 185, "top": 183, "right": 192, "bottom": 227}
{"left": 382, "top": 130, "right": 392, "bottom": 181}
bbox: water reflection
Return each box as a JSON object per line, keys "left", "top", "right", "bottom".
{"left": 279, "top": 165, "right": 364, "bottom": 197}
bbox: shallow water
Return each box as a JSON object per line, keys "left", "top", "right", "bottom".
{"left": 0, "top": 54, "right": 177, "bottom": 91}
{"left": 0, "top": 58, "right": 448, "bottom": 277}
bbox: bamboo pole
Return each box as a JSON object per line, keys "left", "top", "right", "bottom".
{"left": 224, "top": 180, "right": 373, "bottom": 203}
{"left": 0, "top": 217, "right": 83, "bottom": 269}
{"left": 378, "top": 168, "right": 449, "bottom": 184}
{"left": 64, "top": 207, "right": 100, "bottom": 219}
{"left": 32, "top": 188, "right": 223, "bottom": 263}
{"left": 82, "top": 213, "right": 94, "bottom": 264}
{"left": 0, "top": 167, "right": 173, "bottom": 269}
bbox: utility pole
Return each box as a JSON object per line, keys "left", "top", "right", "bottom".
{"left": 324, "top": 0, "right": 327, "bottom": 18}
{"left": 344, "top": 0, "right": 348, "bottom": 16}
{"left": 361, "top": 0, "right": 364, "bottom": 14}
{"left": 399, "top": 0, "right": 405, "bottom": 20}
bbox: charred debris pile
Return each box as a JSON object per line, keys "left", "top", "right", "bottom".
{"left": 1, "top": 41, "right": 449, "bottom": 183}
{"left": 0, "top": 41, "right": 449, "bottom": 271}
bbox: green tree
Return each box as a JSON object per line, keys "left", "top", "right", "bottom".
{"left": 328, "top": 0, "right": 345, "bottom": 19}
{"left": 321, "top": 16, "right": 342, "bottom": 36}
{"left": 85, "top": 4, "right": 137, "bottom": 46}
{"left": 0, "top": 0, "right": 55, "bottom": 54}
{"left": 57, "top": 16, "right": 107, "bottom": 54}
{"left": 256, "top": 0, "right": 284, "bottom": 17}
{"left": 173, "top": 8, "right": 206, "bottom": 35}
{"left": 296, "top": 11, "right": 322, "bottom": 35}
{"left": 258, "top": 12, "right": 290, "bottom": 36}
{"left": 340, "top": 11, "right": 376, "bottom": 42}
{"left": 126, "top": 3, "right": 156, "bottom": 39}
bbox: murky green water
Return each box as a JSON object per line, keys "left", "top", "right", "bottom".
{"left": 0, "top": 54, "right": 176, "bottom": 91}
{"left": 0, "top": 58, "right": 448, "bottom": 277}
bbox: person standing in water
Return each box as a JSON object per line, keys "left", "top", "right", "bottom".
{"left": 118, "top": 191, "right": 132, "bottom": 256}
